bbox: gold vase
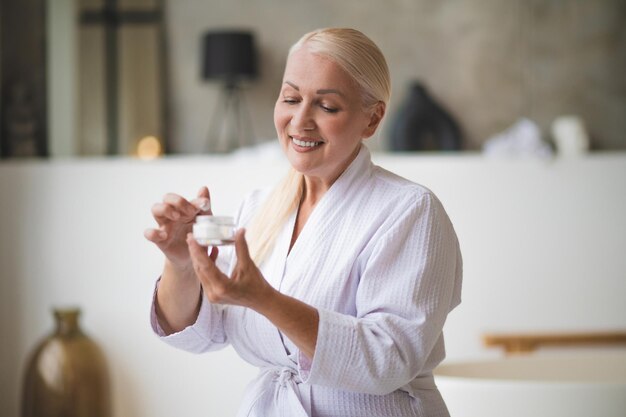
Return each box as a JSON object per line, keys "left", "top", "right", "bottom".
{"left": 21, "top": 308, "right": 111, "bottom": 417}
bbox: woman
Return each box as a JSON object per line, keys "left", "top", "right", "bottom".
{"left": 145, "top": 28, "right": 462, "bottom": 417}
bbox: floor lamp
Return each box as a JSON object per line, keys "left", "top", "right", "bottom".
{"left": 202, "top": 31, "right": 258, "bottom": 153}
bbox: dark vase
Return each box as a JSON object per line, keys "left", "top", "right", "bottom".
{"left": 21, "top": 308, "right": 111, "bottom": 417}
{"left": 389, "top": 82, "right": 463, "bottom": 151}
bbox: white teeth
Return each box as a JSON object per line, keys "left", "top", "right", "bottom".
{"left": 292, "top": 137, "right": 322, "bottom": 147}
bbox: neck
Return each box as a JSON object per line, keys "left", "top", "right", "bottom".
{"left": 301, "top": 144, "right": 362, "bottom": 206}
{"left": 301, "top": 176, "right": 329, "bottom": 207}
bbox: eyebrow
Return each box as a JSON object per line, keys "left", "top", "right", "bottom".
{"left": 284, "top": 81, "right": 345, "bottom": 97}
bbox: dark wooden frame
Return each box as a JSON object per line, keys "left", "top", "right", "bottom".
{"left": 0, "top": 0, "right": 48, "bottom": 158}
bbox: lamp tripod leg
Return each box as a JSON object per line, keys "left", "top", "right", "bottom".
{"left": 206, "top": 86, "right": 234, "bottom": 153}
{"left": 238, "top": 89, "right": 256, "bottom": 148}
{"left": 206, "top": 84, "right": 254, "bottom": 153}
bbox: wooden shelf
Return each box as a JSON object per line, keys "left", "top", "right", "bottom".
{"left": 483, "top": 331, "right": 626, "bottom": 354}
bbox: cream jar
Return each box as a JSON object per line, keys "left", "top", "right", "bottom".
{"left": 193, "top": 215, "right": 236, "bottom": 246}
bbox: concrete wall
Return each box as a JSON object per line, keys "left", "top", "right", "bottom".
{"left": 1, "top": 149, "right": 625, "bottom": 416}
{"left": 164, "top": 0, "right": 626, "bottom": 153}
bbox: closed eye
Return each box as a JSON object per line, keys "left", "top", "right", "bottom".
{"left": 321, "top": 105, "right": 339, "bottom": 113}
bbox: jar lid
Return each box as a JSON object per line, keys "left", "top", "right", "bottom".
{"left": 195, "top": 215, "right": 234, "bottom": 225}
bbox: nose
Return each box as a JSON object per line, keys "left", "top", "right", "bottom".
{"left": 290, "top": 103, "right": 315, "bottom": 131}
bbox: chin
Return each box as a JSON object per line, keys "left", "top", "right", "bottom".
{"left": 287, "top": 157, "right": 314, "bottom": 175}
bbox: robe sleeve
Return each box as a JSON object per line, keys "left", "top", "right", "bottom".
{"left": 150, "top": 277, "right": 229, "bottom": 353}
{"left": 298, "top": 192, "right": 462, "bottom": 395}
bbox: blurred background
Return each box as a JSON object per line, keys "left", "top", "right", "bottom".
{"left": 1, "top": 1, "right": 625, "bottom": 416}
{"left": 2, "top": 0, "right": 625, "bottom": 157}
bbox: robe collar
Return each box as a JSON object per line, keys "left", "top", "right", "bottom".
{"left": 266, "top": 144, "right": 374, "bottom": 364}
{"left": 279, "top": 144, "right": 373, "bottom": 282}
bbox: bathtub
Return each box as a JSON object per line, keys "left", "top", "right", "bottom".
{"left": 434, "top": 351, "right": 626, "bottom": 417}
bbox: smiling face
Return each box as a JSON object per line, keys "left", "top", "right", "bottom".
{"left": 274, "top": 46, "right": 384, "bottom": 185}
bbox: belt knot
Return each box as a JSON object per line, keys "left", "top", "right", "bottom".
{"left": 274, "top": 367, "right": 299, "bottom": 387}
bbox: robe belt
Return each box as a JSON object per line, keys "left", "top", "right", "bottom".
{"left": 238, "top": 366, "right": 311, "bottom": 417}
{"left": 408, "top": 374, "right": 437, "bottom": 391}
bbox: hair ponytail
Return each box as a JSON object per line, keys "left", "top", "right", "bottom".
{"left": 247, "top": 169, "right": 304, "bottom": 265}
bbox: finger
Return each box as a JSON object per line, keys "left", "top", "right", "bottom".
{"left": 151, "top": 202, "right": 181, "bottom": 224}
{"left": 187, "top": 235, "right": 232, "bottom": 301}
{"left": 209, "top": 246, "right": 219, "bottom": 262}
{"left": 234, "top": 228, "right": 252, "bottom": 266}
{"left": 197, "top": 186, "right": 210, "bottom": 199}
{"left": 190, "top": 197, "right": 212, "bottom": 214}
{"left": 144, "top": 228, "right": 167, "bottom": 242}
{"left": 186, "top": 233, "right": 223, "bottom": 280}
{"left": 197, "top": 186, "right": 212, "bottom": 214}
{"left": 196, "top": 186, "right": 212, "bottom": 213}
{"left": 163, "top": 193, "right": 198, "bottom": 218}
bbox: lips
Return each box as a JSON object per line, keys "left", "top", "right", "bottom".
{"left": 289, "top": 136, "right": 324, "bottom": 150}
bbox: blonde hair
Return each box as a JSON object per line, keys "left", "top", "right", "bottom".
{"left": 247, "top": 28, "right": 391, "bottom": 265}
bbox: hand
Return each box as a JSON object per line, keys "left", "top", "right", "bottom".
{"left": 144, "top": 186, "right": 214, "bottom": 269}
{"left": 186, "top": 228, "right": 276, "bottom": 309}
{"left": 188, "top": 228, "right": 319, "bottom": 359}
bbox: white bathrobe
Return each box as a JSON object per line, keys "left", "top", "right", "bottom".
{"left": 151, "top": 145, "right": 463, "bottom": 417}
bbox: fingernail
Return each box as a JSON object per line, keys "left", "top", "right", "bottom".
{"left": 158, "top": 231, "right": 167, "bottom": 239}
{"left": 200, "top": 199, "right": 211, "bottom": 212}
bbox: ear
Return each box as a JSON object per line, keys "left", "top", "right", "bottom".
{"left": 361, "top": 101, "right": 386, "bottom": 139}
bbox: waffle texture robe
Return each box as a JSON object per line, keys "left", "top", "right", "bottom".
{"left": 151, "top": 145, "right": 463, "bottom": 417}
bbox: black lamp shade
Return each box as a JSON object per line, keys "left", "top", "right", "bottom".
{"left": 202, "top": 31, "right": 258, "bottom": 83}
